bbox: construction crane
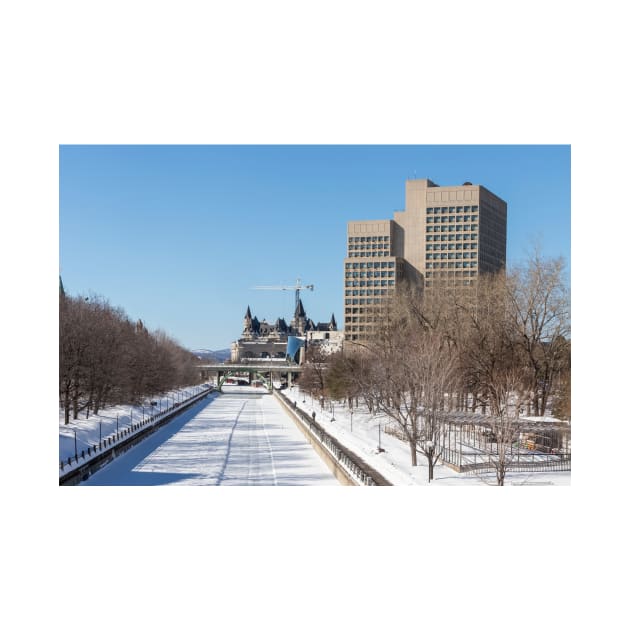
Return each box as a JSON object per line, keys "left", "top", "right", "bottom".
{"left": 253, "top": 278, "right": 314, "bottom": 312}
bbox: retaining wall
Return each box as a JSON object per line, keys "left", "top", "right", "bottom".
{"left": 274, "top": 391, "right": 392, "bottom": 486}
{"left": 59, "top": 389, "right": 215, "bottom": 486}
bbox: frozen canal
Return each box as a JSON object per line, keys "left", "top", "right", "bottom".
{"left": 82, "top": 387, "right": 339, "bottom": 486}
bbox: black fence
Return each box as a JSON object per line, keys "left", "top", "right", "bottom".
{"left": 277, "top": 392, "right": 392, "bottom": 486}
{"left": 59, "top": 387, "right": 214, "bottom": 485}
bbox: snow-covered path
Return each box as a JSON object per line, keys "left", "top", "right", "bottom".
{"left": 82, "top": 388, "right": 339, "bottom": 486}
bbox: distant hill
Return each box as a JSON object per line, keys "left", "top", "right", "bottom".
{"left": 191, "top": 348, "right": 231, "bottom": 363}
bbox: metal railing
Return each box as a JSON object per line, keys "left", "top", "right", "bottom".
{"left": 59, "top": 387, "right": 214, "bottom": 484}
{"left": 276, "top": 392, "right": 391, "bottom": 486}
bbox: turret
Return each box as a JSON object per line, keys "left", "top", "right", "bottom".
{"left": 243, "top": 306, "right": 254, "bottom": 336}
{"left": 329, "top": 313, "right": 337, "bottom": 331}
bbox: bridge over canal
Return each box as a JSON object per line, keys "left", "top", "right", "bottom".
{"left": 198, "top": 362, "right": 303, "bottom": 392}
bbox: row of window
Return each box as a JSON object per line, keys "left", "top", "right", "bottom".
{"left": 345, "top": 280, "right": 396, "bottom": 288}
{"left": 426, "top": 252, "right": 476, "bottom": 260}
{"left": 426, "top": 270, "right": 477, "bottom": 278}
{"left": 347, "top": 251, "right": 391, "bottom": 257}
{"left": 426, "top": 206, "right": 478, "bottom": 214}
{"left": 345, "top": 281, "right": 393, "bottom": 289}
{"left": 426, "top": 233, "right": 477, "bottom": 241}
{"left": 348, "top": 236, "right": 389, "bottom": 242}
{"left": 346, "top": 261, "right": 396, "bottom": 269}
{"left": 345, "top": 271, "right": 396, "bottom": 278}
{"left": 427, "top": 215, "right": 477, "bottom": 223}
{"left": 345, "top": 288, "right": 393, "bottom": 296}
{"left": 348, "top": 243, "right": 390, "bottom": 249}
{"left": 345, "top": 298, "right": 384, "bottom": 305}
{"left": 426, "top": 261, "right": 477, "bottom": 268}
{"left": 427, "top": 243, "right": 477, "bottom": 250}
{"left": 426, "top": 224, "right": 477, "bottom": 232}
{"left": 345, "top": 307, "right": 378, "bottom": 314}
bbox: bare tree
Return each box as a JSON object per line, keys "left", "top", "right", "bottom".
{"left": 356, "top": 284, "right": 457, "bottom": 470}
{"left": 323, "top": 351, "right": 357, "bottom": 408}
{"left": 551, "top": 344, "right": 571, "bottom": 422}
{"left": 298, "top": 345, "right": 330, "bottom": 408}
{"left": 483, "top": 367, "right": 529, "bottom": 486}
{"left": 413, "top": 331, "right": 458, "bottom": 481}
{"left": 508, "top": 249, "right": 570, "bottom": 416}
{"left": 59, "top": 294, "right": 88, "bottom": 423}
{"left": 59, "top": 291, "right": 202, "bottom": 422}
{"left": 455, "top": 272, "right": 529, "bottom": 485}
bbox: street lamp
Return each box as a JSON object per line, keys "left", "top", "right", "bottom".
{"left": 426, "top": 440, "right": 434, "bottom": 482}
{"left": 70, "top": 426, "right": 77, "bottom": 461}
{"left": 377, "top": 420, "right": 384, "bottom": 453}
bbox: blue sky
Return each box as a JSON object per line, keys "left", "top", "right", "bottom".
{"left": 59, "top": 145, "right": 570, "bottom": 350}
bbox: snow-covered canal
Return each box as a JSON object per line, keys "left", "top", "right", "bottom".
{"left": 82, "top": 387, "right": 339, "bottom": 486}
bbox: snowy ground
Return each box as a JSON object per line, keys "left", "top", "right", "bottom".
{"left": 59, "top": 384, "right": 212, "bottom": 469}
{"left": 59, "top": 382, "right": 570, "bottom": 485}
{"left": 282, "top": 386, "right": 571, "bottom": 486}
{"left": 68, "top": 386, "right": 339, "bottom": 486}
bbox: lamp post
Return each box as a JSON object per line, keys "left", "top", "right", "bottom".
{"left": 70, "top": 427, "right": 77, "bottom": 461}
{"left": 350, "top": 408, "right": 353, "bottom": 432}
{"left": 426, "top": 439, "right": 433, "bottom": 457}
{"left": 426, "top": 440, "right": 434, "bottom": 482}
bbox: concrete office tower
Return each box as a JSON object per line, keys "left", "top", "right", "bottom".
{"left": 343, "top": 219, "right": 406, "bottom": 342}
{"left": 343, "top": 179, "right": 507, "bottom": 342}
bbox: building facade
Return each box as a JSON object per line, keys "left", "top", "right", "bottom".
{"left": 231, "top": 301, "right": 338, "bottom": 363}
{"left": 344, "top": 178, "right": 507, "bottom": 342}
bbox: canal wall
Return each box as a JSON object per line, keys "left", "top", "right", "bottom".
{"left": 274, "top": 391, "right": 392, "bottom": 486}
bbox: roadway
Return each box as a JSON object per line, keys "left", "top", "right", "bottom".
{"left": 82, "top": 386, "right": 339, "bottom": 486}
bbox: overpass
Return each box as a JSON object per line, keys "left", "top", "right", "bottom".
{"left": 198, "top": 362, "right": 304, "bottom": 392}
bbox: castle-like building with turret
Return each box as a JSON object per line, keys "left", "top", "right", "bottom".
{"left": 230, "top": 299, "right": 341, "bottom": 363}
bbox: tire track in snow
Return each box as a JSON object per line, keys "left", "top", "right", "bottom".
{"left": 215, "top": 400, "right": 247, "bottom": 485}
{"left": 260, "top": 401, "right": 278, "bottom": 486}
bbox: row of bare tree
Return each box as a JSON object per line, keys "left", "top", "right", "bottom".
{"left": 59, "top": 292, "right": 202, "bottom": 424}
{"left": 299, "top": 251, "right": 570, "bottom": 484}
